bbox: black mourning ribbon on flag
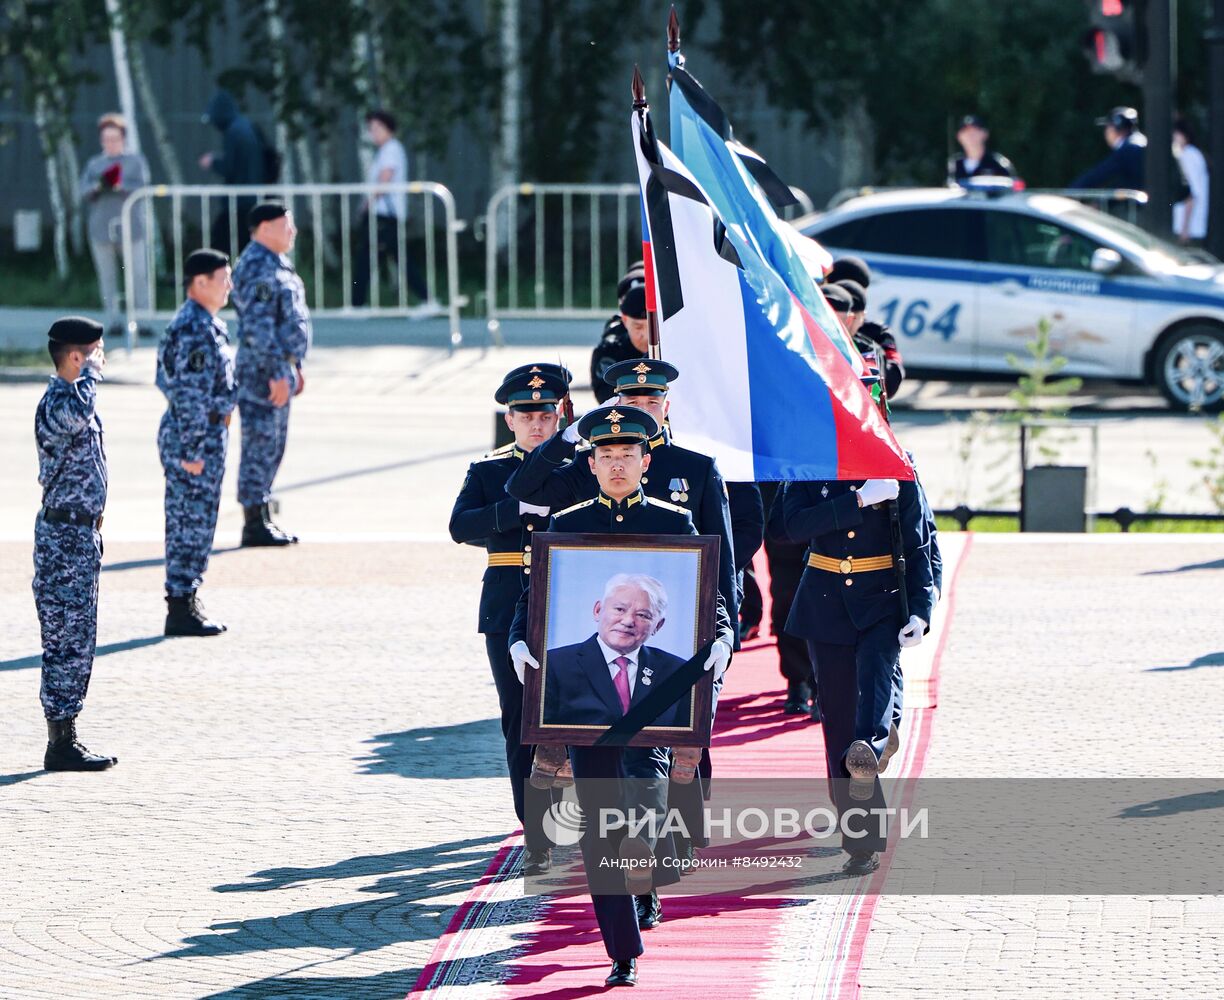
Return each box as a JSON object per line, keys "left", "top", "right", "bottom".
{"left": 593, "top": 639, "right": 715, "bottom": 747}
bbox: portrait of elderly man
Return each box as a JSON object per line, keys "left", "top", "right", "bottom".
{"left": 543, "top": 573, "right": 693, "bottom": 729}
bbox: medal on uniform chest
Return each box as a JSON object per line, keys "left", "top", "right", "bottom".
{"left": 669, "top": 478, "right": 690, "bottom": 503}
{"left": 821, "top": 484, "right": 829, "bottom": 498}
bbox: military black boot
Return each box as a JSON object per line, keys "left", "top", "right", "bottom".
{"left": 44, "top": 717, "right": 117, "bottom": 771}
{"left": 165, "top": 592, "right": 227, "bottom": 637}
{"left": 241, "top": 504, "right": 294, "bottom": 547}
{"left": 260, "top": 503, "right": 298, "bottom": 544}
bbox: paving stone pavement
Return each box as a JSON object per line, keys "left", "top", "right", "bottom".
{"left": 2, "top": 343, "right": 1222, "bottom": 999}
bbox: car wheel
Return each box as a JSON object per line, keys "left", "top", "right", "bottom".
{"left": 1152, "top": 324, "right": 1224, "bottom": 412}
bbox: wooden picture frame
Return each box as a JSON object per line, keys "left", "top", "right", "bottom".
{"left": 522, "top": 532, "right": 719, "bottom": 748}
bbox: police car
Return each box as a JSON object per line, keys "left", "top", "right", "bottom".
{"left": 796, "top": 188, "right": 1224, "bottom": 411}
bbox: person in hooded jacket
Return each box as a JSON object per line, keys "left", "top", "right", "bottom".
{"left": 199, "top": 91, "right": 267, "bottom": 254}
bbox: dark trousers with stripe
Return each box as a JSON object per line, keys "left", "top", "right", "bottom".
{"left": 807, "top": 617, "right": 899, "bottom": 855}
{"left": 569, "top": 746, "right": 645, "bottom": 962}
{"left": 485, "top": 633, "right": 555, "bottom": 851}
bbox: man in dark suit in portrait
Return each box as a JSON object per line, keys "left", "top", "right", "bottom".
{"left": 544, "top": 573, "right": 692, "bottom": 731}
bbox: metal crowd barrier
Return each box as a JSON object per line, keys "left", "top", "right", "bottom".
{"left": 120, "top": 182, "right": 466, "bottom": 351}
{"left": 482, "top": 181, "right": 814, "bottom": 335}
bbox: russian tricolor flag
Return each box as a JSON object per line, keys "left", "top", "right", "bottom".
{"left": 632, "top": 106, "right": 913, "bottom": 483}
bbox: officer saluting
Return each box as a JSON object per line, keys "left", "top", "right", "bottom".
{"left": 448, "top": 363, "right": 571, "bottom": 877}
{"left": 33, "top": 317, "right": 117, "bottom": 771}
{"left": 509, "top": 404, "right": 733, "bottom": 989}
{"left": 157, "top": 249, "right": 237, "bottom": 637}
{"left": 780, "top": 462, "right": 933, "bottom": 876}
{"left": 231, "top": 201, "right": 311, "bottom": 547}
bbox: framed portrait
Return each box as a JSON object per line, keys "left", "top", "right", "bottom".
{"left": 522, "top": 532, "right": 720, "bottom": 748}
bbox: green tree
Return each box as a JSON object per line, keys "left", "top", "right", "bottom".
{"left": 683, "top": 0, "right": 1205, "bottom": 189}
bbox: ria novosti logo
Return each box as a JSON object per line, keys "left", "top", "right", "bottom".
{"left": 542, "top": 791, "right": 585, "bottom": 846}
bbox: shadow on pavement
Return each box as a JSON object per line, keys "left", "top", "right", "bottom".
{"left": 1116, "top": 788, "right": 1224, "bottom": 819}
{"left": 0, "top": 770, "right": 45, "bottom": 788}
{"left": 357, "top": 719, "right": 507, "bottom": 779}
{"left": 153, "top": 835, "right": 516, "bottom": 989}
{"left": 0, "top": 634, "right": 167, "bottom": 672}
{"left": 274, "top": 447, "right": 479, "bottom": 495}
{"left": 1140, "top": 557, "right": 1224, "bottom": 576}
{"left": 102, "top": 546, "right": 243, "bottom": 574}
{"left": 213, "top": 835, "right": 503, "bottom": 894}
{"left": 201, "top": 968, "right": 423, "bottom": 999}
{"left": 1144, "top": 651, "right": 1224, "bottom": 673}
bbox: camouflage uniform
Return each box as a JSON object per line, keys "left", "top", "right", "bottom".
{"left": 157, "top": 299, "right": 237, "bottom": 596}
{"left": 231, "top": 240, "right": 311, "bottom": 506}
{"left": 33, "top": 371, "right": 107, "bottom": 721}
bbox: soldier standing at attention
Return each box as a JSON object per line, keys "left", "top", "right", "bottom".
{"left": 157, "top": 249, "right": 238, "bottom": 637}
{"left": 231, "top": 201, "right": 311, "bottom": 547}
{"left": 33, "top": 317, "right": 117, "bottom": 771}
{"left": 448, "top": 362, "right": 572, "bottom": 877}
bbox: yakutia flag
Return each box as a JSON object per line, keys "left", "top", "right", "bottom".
{"left": 666, "top": 54, "right": 855, "bottom": 372}
{"left": 633, "top": 107, "right": 913, "bottom": 482}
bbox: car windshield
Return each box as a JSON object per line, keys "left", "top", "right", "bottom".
{"left": 1057, "top": 205, "right": 1218, "bottom": 268}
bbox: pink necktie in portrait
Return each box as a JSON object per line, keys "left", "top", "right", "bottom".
{"left": 613, "top": 656, "right": 631, "bottom": 715}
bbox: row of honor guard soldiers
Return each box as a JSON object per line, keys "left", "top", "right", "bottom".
{"left": 449, "top": 337, "right": 938, "bottom": 986}
{"left": 29, "top": 201, "right": 311, "bottom": 771}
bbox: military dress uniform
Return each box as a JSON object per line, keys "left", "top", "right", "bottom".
{"left": 157, "top": 255, "right": 238, "bottom": 636}
{"left": 782, "top": 478, "right": 934, "bottom": 864}
{"left": 33, "top": 317, "right": 116, "bottom": 771}
{"left": 231, "top": 208, "right": 311, "bottom": 545}
{"left": 448, "top": 363, "right": 571, "bottom": 867}
{"left": 509, "top": 405, "right": 734, "bottom": 985}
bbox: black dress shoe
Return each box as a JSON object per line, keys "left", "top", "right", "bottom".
{"left": 782, "top": 679, "right": 810, "bottom": 714}
{"left": 605, "top": 959, "right": 637, "bottom": 987}
{"left": 165, "top": 592, "right": 227, "bottom": 637}
{"left": 808, "top": 695, "right": 822, "bottom": 723}
{"left": 44, "top": 717, "right": 117, "bottom": 771}
{"left": 842, "top": 851, "right": 879, "bottom": 876}
{"left": 845, "top": 739, "right": 879, "bottom": 802}
{"left": 634, "top": 891, "right": 662, "bottom": 929}
{"left": 675, "top": 836, "right": 697, "bottom": 877}
{"left": 522, "top": 848, "right": 551, "bottom": 876}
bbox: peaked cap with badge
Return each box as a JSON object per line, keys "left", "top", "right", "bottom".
{"left": 495, "top": 363, "right": 573, "bottom": 411}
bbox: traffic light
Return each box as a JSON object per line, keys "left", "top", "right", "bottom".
{"left": 1083, "top": 0, "right": 1145, "bottom": 81}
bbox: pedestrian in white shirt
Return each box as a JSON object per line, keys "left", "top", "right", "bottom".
{"left": 1173, "top": 118, "right": 1210, "bottom": 246}
{"left": 351, "top": 110, "right": 438, "bottom": 314}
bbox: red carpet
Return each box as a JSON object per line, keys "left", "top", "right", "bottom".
{"left": 413, "top": 537, "right": 970, "bottom": 998}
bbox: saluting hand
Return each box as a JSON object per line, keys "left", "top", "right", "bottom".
{"left": 268, "top": 376, "right": 291, "bottom": 407}
{"left": 180, "top": 459, "right": 205, "bottom": 476}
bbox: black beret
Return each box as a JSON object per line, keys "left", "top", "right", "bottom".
{"left": 616, "top": 261, "right": 646, "bottom": 301}
{"left": 248, "top": 201, "right": 288, "bottom": 229}
{"left": 48, "top": 316, "right": 105, "bottom": 345}
{"left": 827, "top": 255, "right": 871, "bottom": 288}
{"left": 959, "top": 114, "right": 988, "bottom": 130}
{"left": 619, "top": 282, "right": 648, "bottom": 319}
{"left": 835, "top": 279, "right": 867, "bottom": 312}
{"left": 184, "top": 248, "right": 229, "bottom": 279}
{"left": 822, "top": 284, "right": 854, "bottom": 314}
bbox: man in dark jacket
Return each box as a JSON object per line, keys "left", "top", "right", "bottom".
{"left": 1071, "top": 107, "right": 1147, "bottom": 191}
{"left": 200, "top": 91, "right": 266, "bottom": 253}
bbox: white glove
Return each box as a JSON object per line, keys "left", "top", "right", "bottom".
{"left": 519, "top": 501, "right": 549, "bottom": 517}
{"left": 703, "top": 640, "right": 732, "bottom": 682}
{"left": 561, "top": 422, "right": 583, "bottom": 444}
{"left": 858, "top": 478, "right": 899, "bottom": 507}
{"left": 510, "top": 640, "right": 540, "bottom": 684}
{"left": 80, "top": 347, "right": 106, "bottom": 379}
{"left": 898, "top": 615, "right": 927, "bottom": 649}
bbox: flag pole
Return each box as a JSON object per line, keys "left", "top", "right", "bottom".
{"left": 632, "top": 65, "right": 664, "bottom": 362}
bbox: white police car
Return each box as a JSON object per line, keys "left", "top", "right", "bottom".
{"left": 797, "top": 189, "right": 1224, "bottom": 411}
